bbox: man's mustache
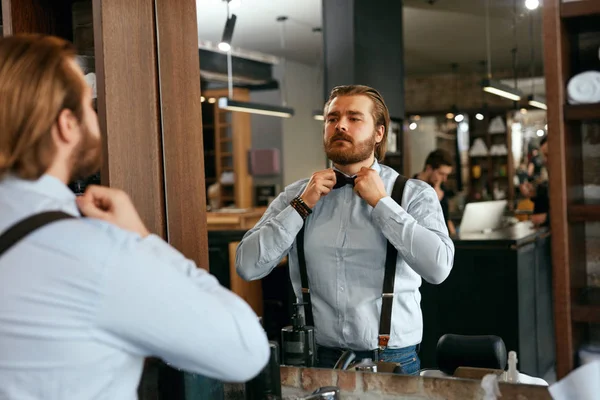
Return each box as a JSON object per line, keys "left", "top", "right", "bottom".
{"left": 328, "top": 132, "right": 353, "bottom": 144}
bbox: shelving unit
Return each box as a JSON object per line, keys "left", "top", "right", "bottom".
{"left": 467, "top": 112, "right": 514, "bottom": 205}
{"left": 543, "top": 0, "right": 600, "bottom": 378}
{"left": 202, "top": 88, "right": 253, "bottom": 209}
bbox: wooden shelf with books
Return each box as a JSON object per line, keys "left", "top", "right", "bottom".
{"left": 202, "top": 88, "right": 253, "bottom": 209}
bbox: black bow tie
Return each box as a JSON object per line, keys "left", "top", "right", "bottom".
{"left": 333, "top": 170, "right": 356, "bottom": 189}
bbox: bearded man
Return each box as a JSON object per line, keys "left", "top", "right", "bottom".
{"left": 236, "top": 85, "right": 454, "bottom": 373}
{"left": 0, "top": 34, "right": 269, "bottom": 399}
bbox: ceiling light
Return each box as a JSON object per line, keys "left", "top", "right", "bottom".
{"left": 218, "top": 42, "right": 231, "bottom": 52}
{"left": 476, "top": 113, "right": 484, "bottom": 120}
{"left": 454, "top": 114, "right": 464, "bottom": 122}
{"left": 413, "top": 115, "right": 421, "bottom": 121}
{"left": 208, "top": 97, "right": 216, "bottom": 104}
{"left": 528, "top": 95, "right": 547, "bottom": 110}
{"left": 545, "top": 124, "right": 548, "bottom": 130}
{"left": 446, "top": 113, "right": 455, "bottom": 119}
{"left": 525, "top": 0, "right": 539, "bottom": 10}
{"left": 218, "top": 97, "right": 294, "bottom": 118}
{"left": 227, "top": 0, "right": 242, "bottom": 9}
{"left": 482, "top": 79, "right": 523, "bottom": 101}
{"left": 409, "top": 122, "right": 418, "bottom": 130}
{"left": 201, "top": 96, "right": 206, "bottom": 102}
{"left": 536, "top": 129, "right": 545, "bottom": 137}
{"left": 520, "top": 108, "right": 528, "bottom": 114}
{"left": 218, "top": 14, "right": 237, "bottom": 53}
{"left": 312, "top": 110, "right": 324, "bottom": 121}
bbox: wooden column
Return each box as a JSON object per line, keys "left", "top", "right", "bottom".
{"left": 154, "top": 0, "right": 208, "bottom": 268}
{"left": 93, "top": 0, "right": 166, "bottom": 239}
{"left": 3, "top": 0, "right": 208, "bottom": 270}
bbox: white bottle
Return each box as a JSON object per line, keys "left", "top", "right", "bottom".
{"left": 506, "top": 351, "right": 520, "bottom": 383}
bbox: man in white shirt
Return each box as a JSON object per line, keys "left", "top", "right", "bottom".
{"left": 0, "top": 34, "right": 269, "bottom": 399}
{"left": 236, "top": 85, "right": 454, "bottom": 373}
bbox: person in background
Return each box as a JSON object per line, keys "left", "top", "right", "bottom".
{"left": 520, "top": 136, "right": 549, "bottom": 227}
{"left": 0, "top": 34, "right": 269, "bottom": 399}
{"left": 236, "top": 84, "right": 454, "bottom": 374}
{"left": 414, "top": 149, "right": 456, "bottom": 235}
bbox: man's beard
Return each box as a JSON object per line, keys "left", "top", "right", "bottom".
{"left": 69, "top": 123, "right": 102, "bottom": 182}
{"left": 324, "top": 130, "right": 376, "bottom": 165}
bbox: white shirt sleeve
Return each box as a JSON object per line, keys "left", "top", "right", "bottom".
{"left": 235, "top": 191, "right": 305, "bottom": 281}
{"left": 93, "top": 233, "right": 270, "bottom": 383}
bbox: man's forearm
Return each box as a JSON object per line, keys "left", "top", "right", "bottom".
{"left": 236, "top": 204, "right": 304, "bottom": 281}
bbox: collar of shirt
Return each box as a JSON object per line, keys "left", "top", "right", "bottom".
{"left": 1, "top": 174, "right": 81, "bottom": 216}
{"left": 332, "top": 159, "right": 381, "bottom": 178}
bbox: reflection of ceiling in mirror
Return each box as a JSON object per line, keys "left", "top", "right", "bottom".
{"left": 196, "top": 0, "right": 545, "bottom": 75}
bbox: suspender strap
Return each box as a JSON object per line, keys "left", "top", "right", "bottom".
{"left": 296, "top": 174, "right": 409, "bottom": 345}
{"left": 0, "top": 211, "right": 75, "bottom": 258}
{"left": 378, "top": 174, "right": 408, "bottom": 349}
{"left": 297, "top": 224, "right": 314, "bottom": 327}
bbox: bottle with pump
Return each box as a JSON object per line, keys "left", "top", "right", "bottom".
{"left": 281, "top": 302, "right": 316, "bottom": 367}
{"left": 505, "top": 351, "right": 520, "bottom": 383}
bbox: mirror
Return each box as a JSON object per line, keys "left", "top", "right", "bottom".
{"left": 198, "top": 0, "right": 552, "bottom": 385}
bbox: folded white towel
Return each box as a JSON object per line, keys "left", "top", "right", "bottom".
{"left": 567, "top": 71, "right": 600, "bottom": 105}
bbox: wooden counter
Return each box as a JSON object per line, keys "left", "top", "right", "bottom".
{"left": 421, "top": 222, "right": 554, "bottom": 379}
{"left": 206, "top": 207, "right": 266, "bottom": 231}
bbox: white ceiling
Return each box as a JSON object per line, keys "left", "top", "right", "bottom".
{"left": 196, "top": 0, "right": 545, "bottom": 76}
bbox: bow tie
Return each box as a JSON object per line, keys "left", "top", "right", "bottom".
{"left": 333, "top": 170, "right": 356, "bottom": 189}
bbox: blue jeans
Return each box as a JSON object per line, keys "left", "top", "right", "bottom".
{"left": 316, "top": 345, "right": 421, "bottom": 375}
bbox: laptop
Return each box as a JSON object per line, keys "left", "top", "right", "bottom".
{"left": 459, "top": 200, "right": 508, "bottom": 233}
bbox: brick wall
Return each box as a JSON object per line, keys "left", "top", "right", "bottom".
{"left": 280, "top": 366, "right": 551, "bottom": 400}
{"left": 405, "top": 70, "right": 529, "bottom": 115}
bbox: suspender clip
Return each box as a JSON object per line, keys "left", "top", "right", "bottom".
{"left": 378, "top": 335, "right": 390, "bottom": 350}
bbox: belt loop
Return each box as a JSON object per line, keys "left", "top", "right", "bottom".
{"left": 373, "top": 349, "right": 379, "bottom": 362}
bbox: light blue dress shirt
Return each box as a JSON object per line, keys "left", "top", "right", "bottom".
{"left": 0, "top": 175, "right": 269, "bottom": 400}
{"left": 236, "top": 161, "right": 454, "bottom": 351}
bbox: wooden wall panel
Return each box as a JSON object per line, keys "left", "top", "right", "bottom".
{"left": 154, "top": 0, "right": 208, "bottom": 268}
{"left": 93, "top": 0, "right": 166, "bottom": 238}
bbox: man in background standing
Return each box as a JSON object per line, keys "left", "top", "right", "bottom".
{"left": 414, "top": 149, "right": 456, "bottom": 235}
{"left": 520, "top": 136, "right": 549, "bottom": 226}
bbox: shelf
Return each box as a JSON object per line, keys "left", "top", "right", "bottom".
{"left": 572, "top": 304, "right": 600, "bottom": 322}
{"left": 564, "top": 104, "right": 600, "bottom": 121}
{"left": 571, "top": 288, "right": 600, "bottom": 323}
{"left": 568, "top": 203, "right": 600, "bottom": 222}
{"left": 561, "top": 1, "right": 600, "bottom": 18}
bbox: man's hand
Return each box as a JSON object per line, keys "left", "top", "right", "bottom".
{"left": 520, "top": 181, "right": 535, "bottom": 198}
{"left": 354, "top": 167, "right": 387, "bottom": 207}
{"left": 300, "top": 169, "right": 336, "bottom": 209}
{"left": 76, "top": 185, "right": 150, "bottom": 237}
{"left": 434, "top": 183, "right": 444, "bottom": 201}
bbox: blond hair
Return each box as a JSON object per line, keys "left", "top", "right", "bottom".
{"left": 324, "top": 85, "right": 390, "bottom": 162}
{"left": 0, "top": 34, "right": 85, "bottom": 179}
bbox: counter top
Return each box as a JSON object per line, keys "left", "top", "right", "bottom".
{"left": 452, "top": 221, "right": 550, "bottom": 248}
{"left": 207, "top": 207, "right": 266, "bottom": 231}
{"left": 280, "top": 366, "right": 551, "bottom": 400}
